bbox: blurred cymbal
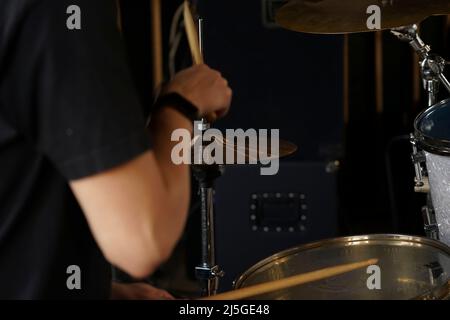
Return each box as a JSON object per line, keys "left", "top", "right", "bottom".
{"left": 192, "top": 136, "right": 298, "bottom": 163}
{"left": 276, "top": 0, "right": 450, "bottom": 34}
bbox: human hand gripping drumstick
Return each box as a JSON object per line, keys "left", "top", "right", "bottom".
{"left": 201, "top": 258, "right": 379, "bottom": 300}
{"left": 183, "top": 1, "right": 219, "bottom": 123}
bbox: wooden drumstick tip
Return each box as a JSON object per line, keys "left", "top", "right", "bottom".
{"left": 183, "top": 0, "right": 204, "bottom": 65}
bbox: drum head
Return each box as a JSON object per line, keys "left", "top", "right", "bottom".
{"left": 415, "top": 99, "right": 450, "bottom": 155}
{"left": 234, "top": 235, "right": 450, "bottom": 300}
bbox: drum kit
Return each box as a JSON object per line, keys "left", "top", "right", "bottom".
{"left": 182, "top": 0, "right": 450, "bottom": 300}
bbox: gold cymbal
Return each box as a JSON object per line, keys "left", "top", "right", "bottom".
{"left": 217, "top": 137, "right": 298, "bottom": 162}
{"left": 192, "top": 136, "right": 298, "bottom": 163}
{"left": 276, "top": 0, "right": 450, "bottom": 34}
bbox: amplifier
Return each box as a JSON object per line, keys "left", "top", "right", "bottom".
{"left": 213, "top": 161, "right": 339, "bottom": 291}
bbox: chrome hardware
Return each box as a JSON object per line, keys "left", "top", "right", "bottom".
{"left": 410, "top": 134, "right": 430, "bottom": 193}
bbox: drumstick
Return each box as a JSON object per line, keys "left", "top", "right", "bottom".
{"left": 183, "top": 1, "right": 218, "bottom": 123}
{"left": 151, "top": 0, "right": 164, "bottom": 88}
{"left": 202, "top": 258, "right": 378, "bottom": 300}
{"left": 183, "top": 1, "right": 204, "bottom": 65}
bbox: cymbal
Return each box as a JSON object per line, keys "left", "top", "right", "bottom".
{"left": 192, "top": 136, "right": 298, "bottom": 163}
{"left": 276, "top": 0, "right": 450, "bottom": 34}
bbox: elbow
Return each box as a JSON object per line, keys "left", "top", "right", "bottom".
{"left": 104, "top": 237, "right": 174, "bottom": 280}
{"left": 106, "top": 252, "right": 157, "bottom": 280}
{"left": 100, "top": 205, "right": 185, "bottom": 279}
{"left": 116, "top": 261, "right": 156, "bottom": 280}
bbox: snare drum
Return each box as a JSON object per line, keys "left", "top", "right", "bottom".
{"left": 234, "top": 235, "right": 450, "bottom": 300}
{"left": 415, "top": 99, "right": 450, "bottom": 245}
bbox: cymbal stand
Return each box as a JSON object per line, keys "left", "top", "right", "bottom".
{"left": 391, "top": 24, "right": 450, "bottom": 240}
{"left": 391, "top": 24, "right": 450, "bottom": 104}
{"left": 192, "top": 121, "right": 225, "bottom": 297}
{"left": 192, "top": 19, "right": 225, "bottom": 297}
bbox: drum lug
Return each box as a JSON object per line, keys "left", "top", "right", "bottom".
{"left": 422, "top": 204, "right": 440, "bottom": 241}
{"left": 410, "top": 134, "right": 430, "bottom": 193}
{"left": 414, "top": 177, "right": 430, "bottom": 193}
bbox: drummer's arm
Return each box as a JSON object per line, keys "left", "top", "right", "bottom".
{"left": 69, "top": 65, "right": 232, "bottom": 279}
{"left": 70, "top": 109, "right": 191, "bottom": 279}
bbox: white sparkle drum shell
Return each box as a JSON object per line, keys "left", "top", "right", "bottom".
{"left": 234, "top": 235, "right": 450, "bottom": 300}
{"left": 415, "top": 99, "right": 450, "bottom": 245}
{"left": 424, "top": 153, "right": 450, "bottom": 245}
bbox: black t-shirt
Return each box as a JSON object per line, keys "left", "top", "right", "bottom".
{"left": 0, "top": 0, "right": 151, "bottom": 299}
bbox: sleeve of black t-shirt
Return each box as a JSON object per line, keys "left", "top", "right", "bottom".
{"left": 8, "top": 0, "right": 152, "bottom": 180}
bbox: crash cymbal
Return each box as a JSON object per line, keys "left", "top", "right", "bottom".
{"left": 276, "top": 0, "right": 450, "bottom": 34}
{"left": 192, "top": 136, "right": 298, "bottom": 163}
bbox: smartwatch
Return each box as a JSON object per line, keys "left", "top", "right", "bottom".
{"left": 153, "top": 93, "right": 200, "bottom": 121}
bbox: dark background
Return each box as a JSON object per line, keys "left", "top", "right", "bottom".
{"left": 118, "top": 0, "right": 450, "bottom": 296}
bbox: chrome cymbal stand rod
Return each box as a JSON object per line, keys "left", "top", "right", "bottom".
{"left": 193, "top": 18, "right": 224, "bottom": 297}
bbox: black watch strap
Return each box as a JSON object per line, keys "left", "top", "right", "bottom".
{"left": 153, "top": 93, "right": 200, "bottom": 121}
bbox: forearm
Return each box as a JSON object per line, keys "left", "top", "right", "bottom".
{"left": 147, "top": 107, "right": 193, "bottom": 254}
{"left": 150, "top": 106, "right": 192, "bottom": 183}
